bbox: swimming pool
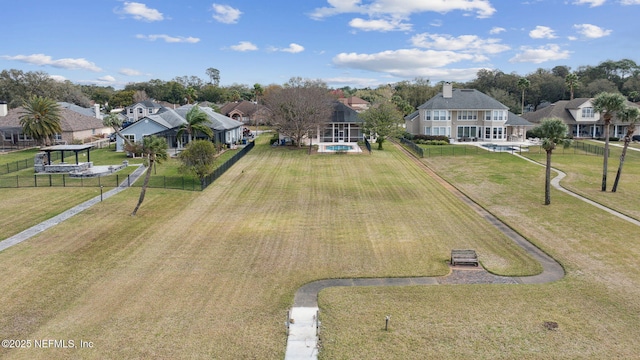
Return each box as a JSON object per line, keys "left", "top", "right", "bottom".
{"left": 318, "top": 143, "right": 362, "bottom": 153}
{"left": 481, "top": 144, "right": 517, "bottom": 152}
{"left": 325, "top": 145, "right": 353, "bottom": 151}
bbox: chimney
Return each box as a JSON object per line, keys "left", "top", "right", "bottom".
{"left": 94, "top": 103, "right": 101, "bottom": 118}
{"left": 443, "top": 82, "right": 453, "bottom": 98}
{"left": 0, "top": 101, "right": 7, "bottom": 117}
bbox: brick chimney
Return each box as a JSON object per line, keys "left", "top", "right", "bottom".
{"left": 443, "top": 82, "right": 453, "bottom": 99}
{"left": 0, "top": 101, "right": 7, "bottom": 117}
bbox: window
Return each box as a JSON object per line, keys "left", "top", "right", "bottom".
{"left": 53, "top": 133, "right": 62, "bottom": 140}
{"left": 582, "top": 107, "right": 594, "bottom": 118}
{"left": 492, "top": 110, "right": 505, "bottom": 121}
{"left": 492, "top": 127, "right": 504, "bottom": 139}
{"left": 3, "top": 132, "right": 11, "bottom": 141}
{"left": 128, "top": 108, "right": 133, "bottom": 114}
{"left": 138, "top": 108, "right": 143, "bottom": 114}
{"left": 433, "top": 110, "right": 449, "bottom": 121}
{"left": 457, "top": 111, "right": 478, "bottom": 121}
{"left": 424, "top": 111, "right": 431, "bottom": 121}
{"left": 457, "top": 126, "right": 478, "bottom": 138}
{"left": 427, "top": 126, "right": 450, "bottom": 136}
{"left": 124, "top": 134, "right": 135, "bottom": 143}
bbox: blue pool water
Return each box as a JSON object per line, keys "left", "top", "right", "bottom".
{"left": 481, "top": 144, "right": 516, "bottom": 151}
{"left": 326, "top": 145, "right": 353, "bottom": 151}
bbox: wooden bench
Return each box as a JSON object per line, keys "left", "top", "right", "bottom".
{"left": 450, "top": 249, "right": 479, "bottom": 267}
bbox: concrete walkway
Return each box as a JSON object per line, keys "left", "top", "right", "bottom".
{"left": 284, "top": 144, "right": 567, "bottom": 359}
{"left": 0, "top": 164, "right": 146, "bottom": 253}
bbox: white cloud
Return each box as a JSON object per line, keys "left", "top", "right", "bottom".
{"left": 489, "top": 27, "right": 505, "bottom": 34}
{"left": 573, "top": 24, "right": 612, "bottom": 38}
{"left": 333, "top": 48, "right": 484, "bottom": 79}
{"left": 230, "top": 41, "right": 258, "bottom": 51}
{"left": 280, "top": 43, "right": 305, "bottom": 53}
{"left": 49, "top": 75, "right": 66, "bottom": 82}
{"left": 509, "top": 44, "right": 571, "bottom": 64}
{"left": 118, "top": 2, "right": 164, "bottom": 21}
{"left": 119, "top": 68, "right": 142, "bottom": 76}
{"left": 529, "top": 26, "right": 557, "bottom": 39}
{"left": 324, "top": 77, "right": 383, "bottom": 88}
{"left": 1, "top": 53, "right": 102, "bottom": 72}
{"left": 621, "top": 0, "right": 640, "bottom": 4}
{"left": 212, "top": 4, "right": 242, "bottom": 24}
{"left": 98, "top": 75, "right": 116, "bottom": 82}
{"left": 311, "top": 0, "right": 496, "bottom": 19}
{"left": 135, "top": 34, "right": 200, "bottom": 43}
{"left": 349, "top": 17, "right": 412, "bottom": 32}
{"left": 411, "top": 33, "right": 510, "bottom": 55}
{"left": 572, "top": 0, "right": 606, "bottom": 6}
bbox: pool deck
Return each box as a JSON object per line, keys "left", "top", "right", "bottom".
{"left": 317, "top": 142, "right": 363, "bottom": 153}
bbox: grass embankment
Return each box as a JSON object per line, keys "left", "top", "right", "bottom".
{"left": 319, "top": 147, "right": 640, "bottom": 359}
{"left": 0, "top": 141, "right": 537, "bottom": 359}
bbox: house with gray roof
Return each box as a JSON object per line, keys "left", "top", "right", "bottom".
{"left": 123, "top": 100, "right": 163, "bottom": 123}
{"left": 116, "top": 104, "right": 243, "bottom": 151}
{"left": 405, "top": 82, "right": 533, "bottom": 142}
{"left": 521, "top": 98, "right": 640, "bottom": 138}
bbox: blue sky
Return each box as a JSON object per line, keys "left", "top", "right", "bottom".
{"left": 2, "top": 0, "right": 638, "bottom": 89}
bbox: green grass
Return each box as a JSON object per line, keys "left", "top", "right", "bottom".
{"left": 2, "top": 140, "right": 640, "bottom": 359}
{"left": 0, "top": 141, "right": 538, "bottom": 359}
{"left": 318, "top": 147, "right": 640, "bottom": 359}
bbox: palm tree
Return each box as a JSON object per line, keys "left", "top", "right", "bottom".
{"left": 176, "top": 104, "right": 213, "bottom": 146}
{"left": 103, "top": 113, "right": 134, "bottom": 148}
{"left": 19, "top": 95, "right": 62, "bottom": 146}
{"left": 611, "top": 106, "right": 640, "bottom": 192}
{"left": 565, "top": 73, "right": 579, "bottom": 100}
{"left": 517, "top": 78, "right": 530, "bottom": 115}
{"left": 591, "top": 92, "right": 627, "bottom": 191}
{"left": 131, "top": 136, "right": 168, "bottom": 216}
{"left": 538, "top": 118, "right": 572, "bottom": 205}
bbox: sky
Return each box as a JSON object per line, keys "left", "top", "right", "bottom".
{"left": 2, "top": 0, "right": 639, "bottom": 90}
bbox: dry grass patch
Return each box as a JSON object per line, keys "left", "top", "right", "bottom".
{"left": 316, "top": 150, "right": 640, "bottom": 359}
{"left": 0, "top": 143, "right": 538, "bottom": 359}
{"left": 0, "top": 188, "right": 97, "bottom": 240}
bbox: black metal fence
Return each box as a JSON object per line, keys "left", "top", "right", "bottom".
{"left": 201, "top": 141, "right": 255, "bottom": 189}
{"left": 400, "top": 138, "right": 609, "bottom": 158}
{"left": 0, "top": 152, "right": 62, "bottom": 175}
{"left": 0, "top": 141, "right": 256, "bottom": 191}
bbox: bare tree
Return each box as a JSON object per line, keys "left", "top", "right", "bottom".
{"left": 263, "top": 77, "right": 334, "bottom": 147}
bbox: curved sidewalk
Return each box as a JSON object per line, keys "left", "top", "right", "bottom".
{"left": 284, "top": 145, "right": 566, "bottom": 359}
{"left": 0, "top": 164, "right": 146, "bottom": 253}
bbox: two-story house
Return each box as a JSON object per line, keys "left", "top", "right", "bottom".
{"left": 405, "top": 82, "right": 532, "bottom": 142}
{"left": 521, "top": 98, "right": 640, "bottom": 139}
{"left": 124, "top": 100, "right": 163, "bottom": 123}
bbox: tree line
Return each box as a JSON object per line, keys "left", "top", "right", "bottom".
{"left": 2, "top": 58, "right": 638, "bottom": 114}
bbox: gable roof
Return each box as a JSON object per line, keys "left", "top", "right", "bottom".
{"left": 418, "top": 89, "right": 508, "bottom": 110}
{"left": 505, "top": 112, "right": 534, "bottom": 126}
{"left": 219, "top": 100, "right": 261, "bottom": 117}
{"left": 331, "top": 101, "right": 361, "bottom": 123}
{"left": 174, "top": 105, "right": 243, "bottom": 131}
{"left": 0, "top": 106, "right": 105, "bottom": 132}
{"left": 58, "top": 102, "right": 98, "bottom": 118}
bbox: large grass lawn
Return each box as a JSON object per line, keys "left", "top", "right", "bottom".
{"left": 1, "top": 140, "right": 640, "bottom": 359}
{"left": 0, "top": 141, "right": 538, "bottom": 359}
{"left": 319, "top": 147, "right": 640, "bottom": 359}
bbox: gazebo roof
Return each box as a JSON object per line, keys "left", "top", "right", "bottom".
{"left": 40, "top": 144, "right": 94, "bottom": 151}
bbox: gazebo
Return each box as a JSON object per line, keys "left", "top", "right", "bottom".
{"left": 36, "top": 144, "right": 95, "bottom": 173}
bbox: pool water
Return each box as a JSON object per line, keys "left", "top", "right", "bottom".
{"left": 481, "top": 144, "right": 516, "bottom": 151}
{"left": 326, "top": 145, "right": 353, "bottom": 151}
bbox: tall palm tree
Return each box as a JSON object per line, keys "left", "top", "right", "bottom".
{"left": 103, "top": 113, "right": 134, "bottom": 148}
{"left": 565, "top": 73, "right": 579, "bottom": 100}
{"left": 131, "top": 136, "right": 168, "bottom": 216}
{"left": 611, "top": 106, "right": 640, "bottom": 192}
{"left": 177, "top": 104, "right": 213, "bottom": 146}
{"left": 19, "top": 95, "right": 62, "bottom": 146}
{"left": 591, "top": 92, "right": 627, "bottom": 191}
{"left": 538, "top": 118, "right": 571, "bottom": 205}
{"left": 517, "top": 78, "right": 530, "bottom": 115}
